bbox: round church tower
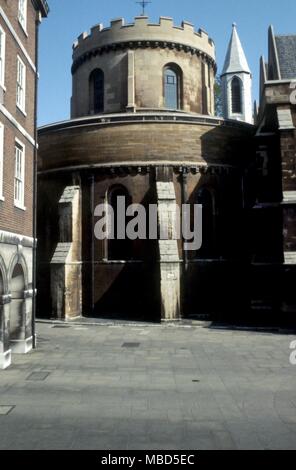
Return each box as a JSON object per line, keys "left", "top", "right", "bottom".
{"left": 38, "top": 17, "right": 254, "bottom": 323}
{"left": 71, "top": 16, "right": 216, "bottom": 117}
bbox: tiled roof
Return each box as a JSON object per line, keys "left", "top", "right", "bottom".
{"left": 275, "top": 35, "right": 296, "bottom": 79}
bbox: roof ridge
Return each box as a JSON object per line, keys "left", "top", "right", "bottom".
{"left": 276, "top": 34, "right": 296, "bottom": 38}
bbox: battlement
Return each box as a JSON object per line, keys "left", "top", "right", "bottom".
{"left": 72, "top": 16, "right": 215, "bottom": 62}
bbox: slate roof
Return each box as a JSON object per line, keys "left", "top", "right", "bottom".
{"left": 51, "top": 243, "right": 71, "bottom": 264}
{"left": 275, "top": 35, "right": 296, "bottom": 79}
{"left": 222, "top": 24, "right": 251, "bottom": 76}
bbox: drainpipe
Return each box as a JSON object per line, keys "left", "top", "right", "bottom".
{"left": 181, "top": 168, "right": 189, "bottom": 265}
{"left": 90, "top": 174, "right": 95, "bottom": 312}
{"left": 181, "top": 168, "right": 188, "bottom": 316}
{"left": 32, "top": 12, "right": 41, "bottom": 349}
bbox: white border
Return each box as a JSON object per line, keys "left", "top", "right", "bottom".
{"left": 0, "top": 104, "right": 35, "bottom": 146}
{"left": 14, "top": 137, "right": 26, "bottom": 211}
{"left": 0, "top": 122, "right": 4, "bottom": 200}
{"left": 18, "top": 0, "right": 28, "bottom": 36}
{"left": 0, "top": 25, "right": 6, "bottom": 89}
{"left": 16, "top": 55, "right": 26, "bottom": 115}
{"left": 0, "top": 6, "right": 36, "bottom": 73}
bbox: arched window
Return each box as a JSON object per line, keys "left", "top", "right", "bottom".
{"left": 108, "top": 186, "right": 132, "bottom": 261}
{"left": 231, "top": 77, "right": 242, "bottom": 114}
{"left": 164, "top": 64, "right": 182, "bottom": 110}
{"left": 89, "top": 69, "right": 104, "bottom": 114}
{"left": 196, "top": 188, "right": 215, "bottom": 258}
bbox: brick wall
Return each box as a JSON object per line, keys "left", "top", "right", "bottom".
{"left": 0, "top": 0, "right": 38, "bottom": 238}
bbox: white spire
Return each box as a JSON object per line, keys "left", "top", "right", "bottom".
{"left": 222, "top": 23, "right": 251, "bottom": 76}
{"left": 221, "top": 23, "right": 253, "bottom": 124}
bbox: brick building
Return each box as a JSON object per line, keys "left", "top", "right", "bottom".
{"left": 37, "top": 17, "right": 296, "bottom": 324}
{"left": 0, "top": 0, "right": 48, "bottom": 369}
{"left": 253, "top": 26, "right": 296, "bottom": 314}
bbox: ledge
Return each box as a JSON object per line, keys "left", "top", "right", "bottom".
{"left": 38, "top": 111, "right": 255, "bottom": 135}
{"left": 72, "top": 38, "right": 217, "bottom": 75}
{"left": 0, "top": 230, "right": 34, "bottom": 248}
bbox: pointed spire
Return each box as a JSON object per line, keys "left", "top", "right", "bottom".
{"left": 222, "top": 23, "right": 251, "bottom": 76}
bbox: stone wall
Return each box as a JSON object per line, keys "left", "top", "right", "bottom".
{"left": 71, "top": 16, "right": 216, "bottom": 117}
{"left": 0, "top": 231, "right": 34, "bottom": 369}
{"left": 38, "top": 115, "right": 254, "bottom": 172}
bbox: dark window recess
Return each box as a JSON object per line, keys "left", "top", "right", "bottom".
{"left": 231, "top": 77, "right": 242, "bottom": 114}
{"left": 196, "top": 188, "right": 215, "bottom": 259}
{"left": 89, "top": 69, "right": 104, "bottom": 114}
{"left": 108, "top": 186, "right": 133, "bottom": 261}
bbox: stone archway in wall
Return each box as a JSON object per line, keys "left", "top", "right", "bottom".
{"left": 9, "top": 261, "right": 26, "bottom": 343}
{"left": 0, "top": 254, "right": 8, "bottom": 297}
{"left": 0, "top": 255, "right": 11, "bottom": 369}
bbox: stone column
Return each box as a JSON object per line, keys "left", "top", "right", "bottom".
{"left": 10, "top": 289, "right": 34, "bottom": 354}
{"left": 126, "top": 50, "right": 135, "bottom": 112}
{"left": 50, "top": 186, "right": 82, "bottom": 320}
{"left": 156, "top": 180, "right": 181, "bottom": 321}
{"left": 0, "top": 295, "right": 11, "bottom": 369}
{"left": 279, "top": 121, "right": 296, "bottom": 313}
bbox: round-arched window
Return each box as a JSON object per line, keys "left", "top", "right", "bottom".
{"left": 89, "top": 69, "right": 104, "bottom": 114}
{"left": 231, "top": 76, "right": 242, "bottom": 114}
{"left": 164, "top": 64, "right": 183, "bottom": 110}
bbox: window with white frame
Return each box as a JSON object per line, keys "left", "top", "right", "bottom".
{"left": 0, "top": 123, "right": 4, "bottom": 200}
{"left": 18, "top": 0, "right": 27, "bottom": 32}
{"left": 0, "top": 26, "right": 6, "bottom": 89}
{"left": 14, "top": 140, "right": 25, "bottom": 208}
{"left": 16, "top": 56, "right": 26, "bottom": 113}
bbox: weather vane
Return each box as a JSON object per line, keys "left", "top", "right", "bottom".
{"left": 136, "top": 1, "right": 151, "bottom": 16}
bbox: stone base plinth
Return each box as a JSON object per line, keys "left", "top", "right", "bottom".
{"left": 11, "top": 337, "right": 33, "bottom": 354}
{"left": 0, "top": 349, "right": 11, "bottom": 369}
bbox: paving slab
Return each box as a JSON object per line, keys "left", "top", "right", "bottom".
{"left": 0, "top": 321, "right": 295, "bottom": 450}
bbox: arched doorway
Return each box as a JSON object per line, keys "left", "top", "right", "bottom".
{"left": 10, "top": 263, "right": 26, "bottom": 342}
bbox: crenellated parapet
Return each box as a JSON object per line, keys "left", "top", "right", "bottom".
{"left": 72, "top": 16, "right": 216, "bottom": 74}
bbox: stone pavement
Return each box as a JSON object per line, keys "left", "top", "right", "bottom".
{"left": 0, "top": 321, "right": 296, "bottom": 450}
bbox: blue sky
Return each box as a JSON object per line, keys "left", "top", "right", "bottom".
{"left": 38, "top": 0, "right": 296, "bottom": 126}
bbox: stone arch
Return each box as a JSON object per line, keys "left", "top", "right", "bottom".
{"left": 0, "top": 254, "right": 8, "bottom": 296}
{"left": 8, "top": 252, "right": 29, "bottom": 290}
{"left": 8, "top": 253, "right": 28, "bottom": 341}
{"left": 163, "top": 63, "right": 183, "bottom": 110}
{"left": 0, "top": 254, "right": 11, "bottom": 369}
